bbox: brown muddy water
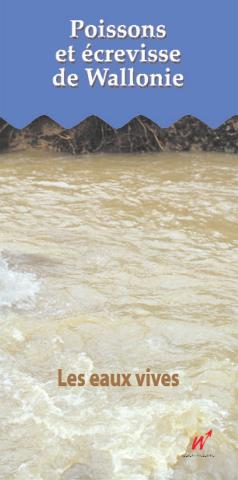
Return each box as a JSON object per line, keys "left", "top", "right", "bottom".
{"left": 0, "top": 151, "right": 237, "bottom": 480}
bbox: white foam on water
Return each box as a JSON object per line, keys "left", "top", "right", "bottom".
{"left": 0, "top": 258, "right": 40, "bottom": 309}
{"left": 35, "top": 180, "right": 77, "bottom": 189}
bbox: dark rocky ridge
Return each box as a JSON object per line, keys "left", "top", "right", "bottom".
{"left": 0, "top": 115, "right": 238, "bottom": 155}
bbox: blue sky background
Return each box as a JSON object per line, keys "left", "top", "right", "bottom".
{"left": 1, "top": 0, "right": 237, "bottom": 128}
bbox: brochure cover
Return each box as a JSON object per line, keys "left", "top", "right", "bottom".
{"left": 0, "top": 1, "right": 237, "bottom": 479}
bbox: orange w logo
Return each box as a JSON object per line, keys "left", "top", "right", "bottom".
{"left": 192, "top": 429, "right": 213, "bottom": 450}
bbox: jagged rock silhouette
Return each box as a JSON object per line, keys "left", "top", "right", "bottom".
{"left": 0, "top": 115, "right": 237, "bottom": 154}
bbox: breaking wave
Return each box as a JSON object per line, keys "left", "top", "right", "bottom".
{"left": 0, "top": 258, "right": 40, "bottom": 308}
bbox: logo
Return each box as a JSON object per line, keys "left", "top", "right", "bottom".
{"left": 192, "top": 429, "right": 213, "bottom": 450}
{"left": 182, "top": 429, "right": 215, "bottom": 459}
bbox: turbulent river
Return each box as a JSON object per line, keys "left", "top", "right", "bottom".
{"left": 0, "top": 151, "right": 237, "bottom": 480}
